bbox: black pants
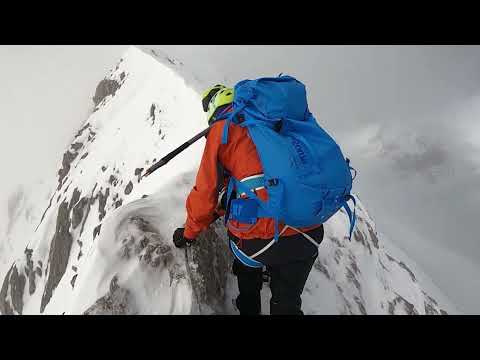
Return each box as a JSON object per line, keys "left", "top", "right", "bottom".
{"left": 231, "top": 226, "right": 323, "bottom": 315}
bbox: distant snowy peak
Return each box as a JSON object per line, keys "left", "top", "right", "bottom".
{"left": 0, "top": 46, "right": 458, "bottom": 315}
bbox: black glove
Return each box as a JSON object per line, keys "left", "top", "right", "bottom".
{"left": 173, "top": 227, "right": 194, "bottom": 248}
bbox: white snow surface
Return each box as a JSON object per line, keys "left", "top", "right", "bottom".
{"left": 0, "top": 46, "right": 458, "bottom": 315}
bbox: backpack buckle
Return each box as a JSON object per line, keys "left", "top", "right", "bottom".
{"left": 267, "top": 178, "right": 279, "bottom": 187}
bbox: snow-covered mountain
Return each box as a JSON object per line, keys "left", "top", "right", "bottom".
{"left": 0, "top": 46, "right": 458, "bottom": 315}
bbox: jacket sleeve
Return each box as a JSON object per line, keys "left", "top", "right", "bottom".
{"left": 184, "top": 123, "right": 224, "bottom": 240}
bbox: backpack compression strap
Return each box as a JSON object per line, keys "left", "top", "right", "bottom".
{"left": 343, "top": 194, "right": 357, "bottom": 241}
{"left": 224, "top": 175, "right": 282, "bottom": 242}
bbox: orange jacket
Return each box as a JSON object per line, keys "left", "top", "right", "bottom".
{"left": 184, "top": 119, "right": 320, "bottom": 241}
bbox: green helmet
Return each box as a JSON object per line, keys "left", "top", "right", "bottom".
{"left": 201, "top": 84, "right": 234, "bottom": 125}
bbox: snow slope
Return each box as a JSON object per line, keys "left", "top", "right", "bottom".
{"left": 0, "top": 46, "right": 458, "bottom": 315}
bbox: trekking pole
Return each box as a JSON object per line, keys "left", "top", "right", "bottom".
{"left": 142, "top": 126, "right": 211, "bottom": 178}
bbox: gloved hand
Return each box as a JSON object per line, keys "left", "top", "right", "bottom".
{"left": 173, "top": 227, "right": 195, "bottom": 248}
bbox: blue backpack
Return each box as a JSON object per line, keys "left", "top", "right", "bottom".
{"left": 222, "top": 74, "right": 357, "bottom": 244}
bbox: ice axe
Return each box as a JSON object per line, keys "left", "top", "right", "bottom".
{"left": 142, "top": 126, "right": 211, "bottom": 178}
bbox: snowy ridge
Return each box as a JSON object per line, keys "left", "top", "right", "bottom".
{"left": 0, "top": 46, "right": 458, "bottom": 315}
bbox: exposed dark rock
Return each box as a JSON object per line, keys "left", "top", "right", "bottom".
{"left": 57, "top": 150, "right": 78, "bottom": 190}
{"left": 388, "top": 294, "right": 419, "bottom": 315}
{"left": 71, "top": 142, "right": 83, "bottom": 152}
{"left": 424, "top": 300, "right": 439, "bottom": 315}
{"left": 74, "top": 123, "right": 91, "bottom": 140}
{"left": 346, "top": 268, "right": 361, "bottom": 292}
{"left": 10, "top": 266, "right": 26, "bottom": 314}
{"left": 334, "top": 248, "right": 342, "bottom": 265}
{"left": 0, "top": 266, "right": 14, "bottom": 314}
{"left": 92, "top": 78, "right": 121, "bottom": 107}
{"left": 386, "top": 253, "right": 416, "bottom": 282}
{"left": 423, "top": 292, "right": 438, "bottom": 306}
{"left": 83, "top": 276, "right": 136, "bottom": 315}
{"left": 366, "top": 222, "right": 379, "bottom": 249}
{"left": 120, "top": 72, "right": 125, "bottom": 81}
{"left": 115, "top": 199, "right": 123, "bottom": 209}
{"left": 142, "top": 195, "right": 148, "bottom": 199}
{"left": 93, "top": 224, "right": 102, "bottom": 240}
{"left": 329, "top": 236, "right": 344, "bottom": 248}
{"left": 440, "top": 309, "right": 448, "bottom": 315}
{"left": 398, "top": 261, "right": 416, "bottom": 282}
{"left": 69, "top": 188, "right": 81, "bottom": 211}
{"left": 36, "top": 267, "right": 42, "bottom": 277}
{"left": 108, "top": 175, "right": 118, "bottom": 186}
{"left": 349, "top": 254, "right": 360, "bottom": 275}
{"left": 354, "top": 296, "right": 367, "bottom": 315}
{"left": 72, "top": 266, "right": 78, "bottom": 272}
{"left": 72, "top": 197, "right": 88, "bottom": 230}
{"left": 135, "top": 168, "right": 144, "bottom": 183}
{"left": 80, "top": 152, "right": 89, "bottom": 160}
{"left": 150, "top": 104, "right": 156, "bottom": 125}
{"left": 97, "top": 187, "right": 110, "bottom": 221}
{"left": 57, "top": 194, "right": 61, "bottom": 203}
{"left": 24, "top": 249, "right": 36, "bottom": 295}
{"left": 379, "top": 260, "right": 389, "bottom": 272}
{"left": 28, "top": 268, "right": 36, "bottom": 295}
{"left": 124, "top": 181, "right": 133, "bottom": 195}
{"left": 313, "top": 260, "right": 331, "bottom": 280}
{"left": 25, "top": 248, "right": 33, "bottom": 261}
{"left": 40, "top": 201, "right": 74, "bottom": 313}
{"left": 187, "top": 223, "right": 232, "bottom": 313}
{"left": 79, "top": 183, "right": 98, "bottom": 238}
{"left": 70, "top": 274, "right": 78, "bottom": 289}
{"left": 353, "top": 229, "right": 372, "bottom": 255}
{"left": 77, "top": 250, "right": 83, "bottom": 261}
{"left": 101, "top": 165, "right": 108, "bottom": 172}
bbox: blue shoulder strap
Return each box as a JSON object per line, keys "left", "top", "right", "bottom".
{"left": 343, "top": 195, "right": 357, "bottom": 240}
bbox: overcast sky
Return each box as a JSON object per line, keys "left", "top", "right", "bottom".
{"left": 1, "top": 45, "right": 480, "bottom": 313}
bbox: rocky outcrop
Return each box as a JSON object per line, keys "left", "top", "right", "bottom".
{"left": 40, "top": 201, "right": 74, "bottom": 313}
{"left": 388, "top": 294, "right": 419, "bottom": 315}
{"left": 187, "top": 221, "right": 232, "bottom": 314}
{"left": 97, "top": 187, "right": 110, "bottom": 221}
{"left": 386, "top": 253, "right": 416, "bottom": 283}
{"left": 0, "top": 266, "right": 15, "bottom": 315}
{"left": 124, "top": 181, "right": 133, "bottom": 195}
{"left": 92, "top": 79, "right": 121, "bottom": 111}
{"left": 84, "top": 276, "right": 136, "bottom": 315}
{"left": 93, "top": 79, "right": 121, "bottom": 107}
{"left": 93, "top": 224, "right": 102, "bottom": 240}
{"left": 82, "top": 217, "right": 232, "bottom": 315}
{"left": 134, "top": 168, "right": 144, "bottom": 183}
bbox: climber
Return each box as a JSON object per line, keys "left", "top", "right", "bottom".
{"left": 172, "top": 83, "right": 328, "bottom": 315}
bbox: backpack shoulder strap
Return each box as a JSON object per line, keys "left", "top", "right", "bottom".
{"left": 343, "top": 194, "right": 357, "bottom": 241}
